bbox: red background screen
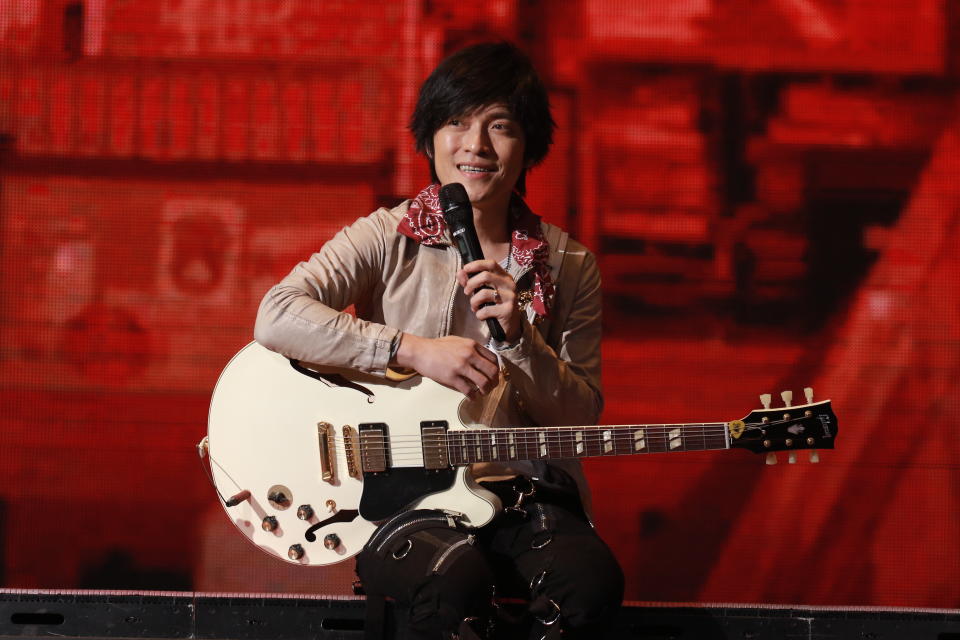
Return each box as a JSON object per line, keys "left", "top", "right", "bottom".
{"left": 1, "top": 0, "right": 958, "bottom": 607}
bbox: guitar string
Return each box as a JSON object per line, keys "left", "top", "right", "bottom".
{"left": 349, "top": 428, "right": 735, "bottom": 450}
{"left": 324, "top": 435, "right": 768, "bottom": 463}
{"left": 310, "top": 421, "right": 788, "bottom": 460}
{"left": 324, "top": 423, "right": 734, "bottom": 442}
{"left": 327, "top": 427, "right": 737, "bottom": 459}
{"left": 334, "top": 425, "right": 740, "bottom": 444}
{"left": 333, "top": 425, "right": 735, "bottom": 448}
{"left": 319, "top": 419, "right": 790, "bottom": 453}
{"left": 346, "top": 424, "right": 736, "bottom": 442}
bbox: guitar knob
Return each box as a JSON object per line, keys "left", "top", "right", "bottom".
{"left": 288, "top": 544, "right": 305, "bottom": 560}
{"left": 324, "top": 533, "right": 341, "bottom": 550}
{"left": 788, "top": 452, "right": 797, "bottom": 464}
{"left": 297, "top": 505, "right": 314, "bottom": 520}
{"left": 809, "top": 450, "right": 820, "bottom": 464}
{"left": 759, "top": 394, "right": 772, "bottom": 410}
{"left": 765, "top": 453, "right": 777, "bottom": 465}
{"left": 262, "top": 516, "right": 279, "bottom": 532}
{"left": 780, "top": 390, "right": 793, "bottom": 407}
{"left": 804, "top": 387, "right": 814, "bottom": 404}
{"left": 268, "top": 491, "right": 290, "bottom": 507}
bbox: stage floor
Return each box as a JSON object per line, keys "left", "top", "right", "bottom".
{"left": 3, "top": 589, "right": 960, "bottom": 639}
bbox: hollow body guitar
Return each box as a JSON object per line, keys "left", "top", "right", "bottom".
{"left": 204, "top": 342, "right": 838, "bottom": 567}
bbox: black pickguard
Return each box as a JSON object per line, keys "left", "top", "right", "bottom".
{"left": 359, "top": 467, "right": 456, "bottom": 521}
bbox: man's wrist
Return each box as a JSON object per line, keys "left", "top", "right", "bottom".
{"left": 388, "top": 332, "right": 403, "bottom": 364}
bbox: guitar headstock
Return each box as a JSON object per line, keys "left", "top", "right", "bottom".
{"left": 728, "top": 388, "right": 838, "bottom": 464}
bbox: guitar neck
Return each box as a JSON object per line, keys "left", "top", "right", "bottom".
{"left": 443, "top": 422, "right": 731, "bottom": 465}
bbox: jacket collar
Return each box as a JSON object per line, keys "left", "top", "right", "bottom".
{"left": 397, "top": 183, "right": 555, "bottom": 318}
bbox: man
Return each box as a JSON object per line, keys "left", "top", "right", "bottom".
{"left": 255, "top": 41, "right": 623, "bottom": 639}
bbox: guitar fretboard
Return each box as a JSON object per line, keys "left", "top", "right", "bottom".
{"left": 442, "top": 423, "right": 730, "bottom": 465}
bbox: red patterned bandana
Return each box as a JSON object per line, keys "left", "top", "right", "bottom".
{"left": 398, "top": 183, "right": 555, "bottom": 318}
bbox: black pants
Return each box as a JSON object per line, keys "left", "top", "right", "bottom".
{"left": 379, "top": 474, "right": 624, "bottom": 639}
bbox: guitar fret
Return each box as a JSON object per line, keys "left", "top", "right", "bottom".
{"left": 586, "top": 428, "right": 604, "bottom": 457}
{"left": 668, "top": 427, "right": 683, "bottom": 450}
{"left": 443, "top": 423, "right": 730, "bottom": 466}
{"left": 519, "top": 430, "right": 533, "bottom": 460}
{"left": 449, "top": 431, "right": 463, "bottom": 465}
{"left": 473, "top": 430, "right": 484, "bottom": 462}
{"left": 618, "top": 428, "right": 633, "bottom": 455}
{"left": 634, "top": 428, "right": 646, "bottom": 452}
{"left": 525, "top": 430, "right": 538, "bottom": 460}
{"left": 624, "top": 428, "right": 638, "bottom": 455}
{"left": 546, "top": 428, "right": 558, "bottom": 459}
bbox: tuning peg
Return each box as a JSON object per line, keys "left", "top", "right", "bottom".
{"left": 788, "top": 452, "right": 797, "bottom": 464}
{"left": 780, "top": 390, "right": 793, "bottom": 407}
{"left": 765, "top": 452, "right": 777, "bottom": 465}
{"left": 803, "top": 387, "right": 814, "bottom": 404}
{"left": 760, "top": 393, "right": 772, "bottom": 409}
{"left": 808, "top": 450, "right": 820, "bottom": 464}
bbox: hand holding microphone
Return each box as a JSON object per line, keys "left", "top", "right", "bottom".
{"left": 439, "top": 183, "right": 515, "bottom": 343}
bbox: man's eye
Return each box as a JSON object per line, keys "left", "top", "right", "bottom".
{"left": 448, "top": 119, "right": 462, "bottom": 126}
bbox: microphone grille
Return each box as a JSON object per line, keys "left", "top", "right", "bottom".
{"left": 438, "top": 183, "right": 470, "bottom": 216}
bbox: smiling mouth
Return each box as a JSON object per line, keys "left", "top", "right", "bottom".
{"left": 458, "top": 164, "right": 495, "bottom": 174}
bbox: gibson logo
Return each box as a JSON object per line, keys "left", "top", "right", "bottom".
{"left": 817, "top": 414, "right": 833, "bottom": 437}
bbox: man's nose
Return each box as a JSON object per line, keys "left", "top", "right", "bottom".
{"left": 464, "top": 124, "right": 492, "bottom": 153}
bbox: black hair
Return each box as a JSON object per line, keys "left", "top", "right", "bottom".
{"left": 409, "top": 41, "right": 555, "bottom": 195}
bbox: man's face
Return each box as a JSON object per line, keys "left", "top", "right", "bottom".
{"left": 431, "top": 103, "right": 526, "bottom": 212}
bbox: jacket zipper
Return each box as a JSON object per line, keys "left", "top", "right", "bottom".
{"left": 442, "top": 245, "right": 460, "bottom": 337}
{"left": 373, "top": 513, "right": 448, "bottom": 553}
{"left": 431, "top": 535, "right": 475, "bottom": 573}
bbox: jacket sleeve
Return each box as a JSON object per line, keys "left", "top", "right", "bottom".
{"left": 253, "top": 209, "right": 401, "bottom": 376}
{"left": 497, "top": 247, "right": 604, "bottom": 427}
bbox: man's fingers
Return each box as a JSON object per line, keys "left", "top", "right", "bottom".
{"left": 461, "top": 259, "right": 498, "bottom": 274}
{"left": 471, "top": 287, "right": 514, "bottom": 313}
{"left": 474, "top": 343, "right": 498, "bottom": 365}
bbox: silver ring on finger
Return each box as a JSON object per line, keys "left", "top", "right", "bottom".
{"left": 493, "top": 288, "right": 502, "bottom": 304}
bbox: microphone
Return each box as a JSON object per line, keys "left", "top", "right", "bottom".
{"left": 438, "top": 183, "right": 507, "bottom": 342}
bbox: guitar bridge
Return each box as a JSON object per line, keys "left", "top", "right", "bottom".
{"left": 317, "top": 422, "right": 336, "bottom": 483}
{"left": 343, "top": 425, "right": 361, "bottom": 478}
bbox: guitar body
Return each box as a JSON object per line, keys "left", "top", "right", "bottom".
{"left": 207, "top": 342, "right": 839, "bottom": 567}
{"left": 206, "top": 341, "right": 500, "bottom": 567}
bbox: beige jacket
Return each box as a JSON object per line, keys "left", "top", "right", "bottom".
{"left": 254, "top": 201, "right": 603, "bottom": 514}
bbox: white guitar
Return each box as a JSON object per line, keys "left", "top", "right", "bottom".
{"left": 202, "top": 341, "right": 838, "bottom": 567}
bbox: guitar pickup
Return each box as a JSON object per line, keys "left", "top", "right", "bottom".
{"left": 359, "top": 423, "right": 389, "bottom": 473}
{"left": 420, "top": 421, "right": 449, "bottom": 471}
{"left": 317, "top": 422, "right": 336, "bottom": 484}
